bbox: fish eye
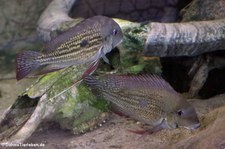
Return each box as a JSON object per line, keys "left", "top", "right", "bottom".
{"left": 112, "top": 29, "right": 118, "bottom": 36}
{"left": 177, "top": 110, "right": 183, "bottom": 116}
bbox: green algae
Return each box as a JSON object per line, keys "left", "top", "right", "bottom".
{"left": 115, "top": 19, "right": 148, "bottom": 68}
{"left": 54, "top": 83, "right": 110, "bottom": 134}
{"left": 18, "top": 62, "right": 110, "bottom": 134}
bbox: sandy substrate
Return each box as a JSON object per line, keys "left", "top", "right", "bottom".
{"left": 24, "top": 114, "right": 197, "bottom": 149}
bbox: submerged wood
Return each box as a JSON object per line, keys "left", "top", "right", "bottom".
{"left": 37, "top": 0, "right": 78, "bottom": 41}
{"left": 144, "top": 0, "right": 225, "bottom": 57}
{"left": 144, "top": 19, "right": 225, "bottom": 57}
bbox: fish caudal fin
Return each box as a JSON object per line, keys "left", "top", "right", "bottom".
{"left": 16, "top": 51, "right": 41, "bottom": 80}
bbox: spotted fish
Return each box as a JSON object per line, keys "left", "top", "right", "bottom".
{"left": 84, "top": 74, "right": 200, "bottom": 133}
{"left": 16, "top": 16, "right": 123, "bottom": 80}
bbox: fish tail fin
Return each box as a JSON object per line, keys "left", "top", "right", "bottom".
{"left": 16, "top": 51, "right": 41, "bottom": 80}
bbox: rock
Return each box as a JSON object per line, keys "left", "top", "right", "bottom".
{"left": 70, "top": 0, "right": 178, "bottom": 22}
{"left": 54, "top": 83, "right": 110, "bottom": 134}
{"left": 0, "top": 0, "right": 51, "bottom": 51}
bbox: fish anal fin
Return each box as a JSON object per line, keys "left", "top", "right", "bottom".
{"left": 34, "top": 65, "right": 63, "bottom": 76}
{"left": 113, "top": 110, "right": 129, "bottom": 117}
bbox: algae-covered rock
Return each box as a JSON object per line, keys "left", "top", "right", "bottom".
{"left": 24, "top": 63, "right": 111, "bottom": 134}
{"left": 116, "top": 20, "right": 147, "bottom": 68}
{"left": 113, "top": 19, "right": 162, "bottom": 75}
{"left": 181, "top": 0, "right": 225, "bottom": 21}
{"left": 54, "top": 83, "right": 110, "bottom": 134}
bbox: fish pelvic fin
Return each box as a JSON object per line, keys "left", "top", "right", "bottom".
{"left": 98, "top": 46, "right": 110, "bottom": 64}
{"left": 16, "top": 51, "right": 41, "bottom": 81}
{"left": 82, "top": 60, "right": 100, "bottom": 78}
{"left": 127, "top": 129, "right": 148, "bottom": 135}
{"left": 102, "top": 55, "right": 110, "bottom": 64}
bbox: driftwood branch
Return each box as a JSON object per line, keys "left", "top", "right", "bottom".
{"left": 1, "top": 95, "right": 50, "bottom": 144}
{"left": 143, "top": 19, "right": 225, "bottom": 57}
{"left": 37, "top": 0, "right": 77, "bottom": 41}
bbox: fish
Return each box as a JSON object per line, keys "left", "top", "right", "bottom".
{"left": 84, "top": 74, "right": 200, "bottom": 133}
{"left": 16, "top": 16, "right": 123, "bottom": 80}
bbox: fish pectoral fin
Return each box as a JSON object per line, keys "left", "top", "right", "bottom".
{"left": 147, "top": 119, "right": 167, "bottom": 134}
{"left": 147, "top": 125, "right": 164, "bottom": 134}
{"left": 128, "top": 119, "right": 167, "bottom": 135}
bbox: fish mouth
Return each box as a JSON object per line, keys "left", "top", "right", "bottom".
{"left": 116, "top": 38, "right": 123, "bottom": 46}
{"left": 113, "top": 37, "right": 123, "bottom": 48}
{"left": 184, "top": 123, "right": 201, "bottom": 130}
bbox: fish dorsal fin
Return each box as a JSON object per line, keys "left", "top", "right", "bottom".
{"left": 42, "top": 16, "right": 105, "bottom": 53}
{"left": 104, "top": 74, "right": 177, "bottom": 94}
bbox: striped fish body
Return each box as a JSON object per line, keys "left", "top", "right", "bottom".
{"left": 84, "top": 75, "right": 200, "bottom": 131}
{"left": 101, "top": 88, "right": 171, "bottom": 126}
{"left": 16, "top": 16, "right": 123, "bottom": 80}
